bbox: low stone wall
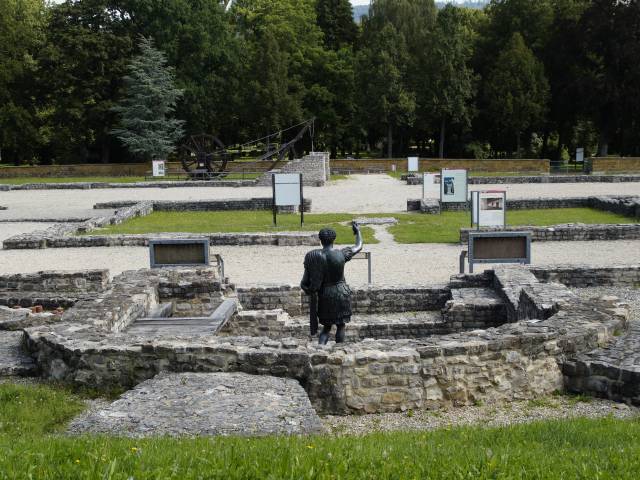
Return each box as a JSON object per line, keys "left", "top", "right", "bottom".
{"left": 591, "top": 157, "right": 640, "bottom": 173}
{"left": 22, "top": 266, "right": 629, "bottom": 413}
{"left": 460, "top": 224, "right": 640, "bottom": 243}
{"left": 0, "top": 270, "right": 110, "bottom": 310}
{"left": 94, "top": 198, "right": 312, "bottom": 213}
{"left": 530, "top": 265, "right": 640, "bottom": 287}
{"left": 236, "top": 285, "right": 451, "bottom": 317}
{"left": 257, "top": 153, "right": 330, "bottom": 187}
{"left": 331, "top": 158, "right": 550, "bottom": 174}
{"left": 0, "top": 270, "right": 109, "bottom": 293}
{"left": 406, "top": 174, "right": 640, "bottom": 185}
{"left": 409, "top": 195, "right": 639, "bottom": 216}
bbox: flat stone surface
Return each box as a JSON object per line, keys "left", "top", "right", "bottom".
{"left": 0, "top": 331, "right": 36, "bottom": 376}
{"left": 68, "top": 372, "right": 323, "bottom": 437}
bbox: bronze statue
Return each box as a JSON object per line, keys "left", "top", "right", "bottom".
{"left": 300, "top": 222, "right": 363, "bottom": 344}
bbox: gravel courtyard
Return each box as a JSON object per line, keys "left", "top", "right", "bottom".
{"left": 1, "top": 174, "right": 639, "bottom": 219}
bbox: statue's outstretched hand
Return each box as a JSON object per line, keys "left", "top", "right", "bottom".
{"left": 351, "top": 221, "right": 360, "bottom": 235}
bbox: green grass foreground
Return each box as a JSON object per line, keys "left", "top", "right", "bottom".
{"left": 95, "top": 208, "right": 637, "bottom": 244}
{"left": 93, "top": 212, "right": 379, "bottom": 245}
{"left": 2, "top": 382, "right": 640, "bottom": 479}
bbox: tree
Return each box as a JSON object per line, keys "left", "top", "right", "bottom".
{"left": 357, "top": 23, "right": 416, "bottom": 157}
{"left": 483, "top": 32, "right": 549, "bottom": 155}
{"left": 0, "top": 0, "right": 46, "bottom": 164}
{"left": 38, "top": 0, "right": 133, "bottom": 164}
{"left": 315, "top": 0, "right": 357, "bottom": 50}
{"left": 111, "top": 37, "right": 185, "bottom": 161}
{"left": 427, "top": 5, "right": 477, "bottom": 158}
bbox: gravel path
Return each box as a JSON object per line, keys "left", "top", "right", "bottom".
{"left": 0, "top": 238, "right": 638, "bottom": 286}
{"left": 323, "top": 396, "right": 639, "bottom": 435}
{"left": 1, "top": 175, "right": 639, "bottom": 218}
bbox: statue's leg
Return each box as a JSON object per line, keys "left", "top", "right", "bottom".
{"left": 335, "top": 324, "right": 346, "bottom": 343}
{"left": 319, "top": 324, "right": 332, "bottom": 345}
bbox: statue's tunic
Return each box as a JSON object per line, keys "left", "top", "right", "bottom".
{"left": 302, "top": 246, "right": 355, "bottom": 325}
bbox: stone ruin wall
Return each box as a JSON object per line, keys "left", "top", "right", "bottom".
{"left": 257, "top": 153, "right": 330, "bottom": 187}
{"left": 18, "top": 265, "right": 630, "bottom": 413}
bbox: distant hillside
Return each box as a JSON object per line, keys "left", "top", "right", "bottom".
{"left": 353, "top": 1, "right": 488, "bottom": 22}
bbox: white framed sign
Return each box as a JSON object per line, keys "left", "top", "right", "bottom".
{"left": 472, "top": 190, "right": 506, "bottom": 228}
{"left": 422, "top": 173, "right": 440, "bottom": 198}
{"left": 407, "top": 157, "right": 419, "bottom": 172}
{"left": 274, "top": 173, "right": 301, "bottom": 206}
{"left": 440, "top": 169, "right": 468, "bottom": 203}
{"left": 272, "top": 173, "right": 304, "bottom": 226}
{"left": 576, "top": 148, "right": 584, "bottom": 163}
{"left": 152, "top": 160, "right": 166, "bottom": 177}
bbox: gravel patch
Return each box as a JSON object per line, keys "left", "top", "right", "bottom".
{"left": 0, "top": 240, "right": 638, "bottom": 286}
{"left": 1, "top": 175, "right": 639, "bottom": 218}
{"left": 323, "top": 396, "right": 640, "bottom": 435}
{"left": 572, "top": 286, "right": 639, "bottom": 323}
{"left": 0, "top": 222, "right": 56, "bottom": 242}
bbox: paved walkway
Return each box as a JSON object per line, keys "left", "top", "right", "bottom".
{"left": 2, "top": 175, "right": 640, "bottom": 218}
{"left": 68, "top": 372, "right": 323, "bottom": 437}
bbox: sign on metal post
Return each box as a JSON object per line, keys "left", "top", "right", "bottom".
{"left": 440, "top": 169, "right": 468, "bottom": 204}
{"left": 152, "top": 160, "right": 166, "bottom": 177}
{"left": 576, "top": 148, "right": 584, "bottom": 163}
{"left": 353, "top": 251, "right": 373, "bottom": 285}
{"left": 467, "top": 231, "right": 531, "bottom": 273}
{"left": 471, "top": 190, "right": 506, "bottom": 228}
{"left": 407, "top": 157, "right": 419, "bottom": 173}
{"left": 272, "top": 173, "right": 304, "bottom": 227}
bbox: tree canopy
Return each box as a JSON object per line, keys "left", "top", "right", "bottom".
{"left": 1, "top": 0, "right": 639, "bottom": 164}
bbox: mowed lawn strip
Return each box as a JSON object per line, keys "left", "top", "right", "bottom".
{"left": 93, "top": 211, "right": 379, "bottom": 245}
{"left": 389, "top": 208, "right": 639, "bottom": 243}
{"left": 95, "top": 208, "right": 638, "bottom": 244}
{"left": 2, "top": 382, "right": 640, "bottom": 479}
{"left": 0, "top": 173, "right": 262, "bottom": 184}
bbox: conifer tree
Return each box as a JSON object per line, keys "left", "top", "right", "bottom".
{"left": 111, "top": 36, "right": 185, "bottom": 161}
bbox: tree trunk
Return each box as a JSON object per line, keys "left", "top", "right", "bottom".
{"left": 387, "top": 124, "right": 393, "bottom": 159}
{"left": 597, "top": 130, "right": 609, "bottom": 157}
{"left": 439, "top": 118, "right": 446, "bottom": 159}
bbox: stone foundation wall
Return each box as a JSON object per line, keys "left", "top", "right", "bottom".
{"left": 331, "top": 158, "right": 549, "bottom": 174}
{"left": 530, "top": 265, "right": 640, "bottom": 287}
{"left": 94, "top": 198, "right": 312, "bottom": 214}
{"left": 460, "top": 224, "right": 640, "bottom": 243}
{"left": 0, "top": 270, "right": 109, "bottom": 294}
{"left": 236, "top": 285, "right": 451, "bottom": 316}
{"left": 406, "top": 174, "right": 640, "bottom": 185}
{"left": 257, "top": 153, "right": 330, "bottom": 187}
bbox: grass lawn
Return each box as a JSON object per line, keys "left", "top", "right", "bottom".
{"left": 92, "top": 211, "right": 379, "bottom": 245}
{"left": 0, "top": 173, "right": 262, "bottom": 184}
{"left": 2, "top": 382, "right": 640, "bottom": 479}
{"left": 96, "top": 208, "right": 638, "bottom": 245}
{"left": 389, "top": 208, "right": 639, "bottom": 243}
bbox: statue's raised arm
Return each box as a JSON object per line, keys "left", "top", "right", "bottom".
{"left": 351, "top": 221, "right": 364, "bottom": 255}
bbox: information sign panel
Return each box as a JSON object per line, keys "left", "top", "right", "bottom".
{"left": 149, "top": 239, "right": 210, "bottom": 268}
{"left": 576, "top": 148, "right": 584, "bottom": 163}
{"left": 440, "top": 169, "right": 468, "bottom": 203}
{"left": 407, "top": 157, "right": 419, "bottom": 172}
{"left": 472, "top": 190, "right": 506, "bottom": 228}
{"left": 274, "top": 174, "right": 301, "bottom": 206}
{"left": 467, "top": 231, "right": 531, "bottom": 273}
{"left": 152, "top": 160, "right": 166, "bottom": 177}
{"left": 422, "top": 173, "right": 440, "bottom": 198}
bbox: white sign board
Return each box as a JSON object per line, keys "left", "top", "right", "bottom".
{"left": 576, "top": 148, "right": 584, "bottom": 163}
{"left": 152, "top": 160, "right": 166, "bottom": 177}
{"left": 407, "top": 157, "right": 419, "bottom": 172}
{"left": 476, "top": 191, "right": 506, "bottom": 227}
{"left": 274, "top": 173, "right": 302, "bottom": 207}
{"left": 422, "top": 173, "right": 440, "bottom": 198}
{"left": 440, "top": 169, "right": 468, "bottom": 203}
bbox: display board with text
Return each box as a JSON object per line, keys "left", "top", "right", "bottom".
{"left": 440, "top": 169, "right": 468, "bottom": 203}
{"left": 272, "top": 173, "right": 304, "bottom": 226}
{"left": 471, "top": 190, "right": 506, "bottom": 228}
